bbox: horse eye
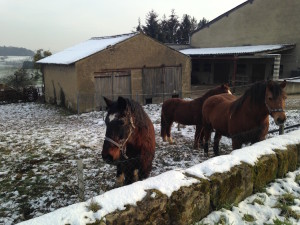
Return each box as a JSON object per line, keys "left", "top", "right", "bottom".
{"left": 268, "top": 97, "right": 272, "bottom": 101}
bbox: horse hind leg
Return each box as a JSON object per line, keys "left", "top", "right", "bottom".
{"left": 161, "top": 113, "right": 172, "bottom": 142}
{"left": 166, "top": 121, "right": 174, "bottom": 144}
{"left": 203, "top": 126, "right": 212, "bottom": 157}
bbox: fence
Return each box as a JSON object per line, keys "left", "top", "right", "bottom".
{"left": 1, "top": 82, "right": 300, "bottom": 225}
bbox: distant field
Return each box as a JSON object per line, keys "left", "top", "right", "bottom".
{"left": 0, "top": 56, "right": 33, "bottom": 81}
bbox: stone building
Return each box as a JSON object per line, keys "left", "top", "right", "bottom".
{"left": 38, "top": 32, "right": 191, "bottom": 113}
{"left": 181, "top": 0, "right": 299, "bottom": 87}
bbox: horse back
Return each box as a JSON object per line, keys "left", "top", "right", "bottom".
{"left": 162, "top": 98, "right": 200, "bottom": 124}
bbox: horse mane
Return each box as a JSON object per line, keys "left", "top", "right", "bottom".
{"left": 230, "top": 81, "right": 285, "bottom": 114}
{"left": 201, "top": 85, "right": 228, "bottom": 99}
{"left": 124, "top": 98, "right": 149, "bottom": 128}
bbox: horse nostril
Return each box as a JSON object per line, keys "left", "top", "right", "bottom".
{"left": 102, "top": 153, "right": 113, "bottom": 162}
{"left": 277, "top": 117, "right": 286, "bottom": 125}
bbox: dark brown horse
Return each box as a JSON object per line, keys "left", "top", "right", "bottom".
{"left": 202, "top": 80, "right": 287, "bottom": 156}
{"left": 160, "top": 84, "right": 231, "bottom": 148}
{"left": 102, "top": 96, "right": 155, "bottom": 186}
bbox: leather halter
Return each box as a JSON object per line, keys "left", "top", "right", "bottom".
{"left": 104, "top": 116, "right": 135, "bottom": 160}
{"left": 265, "top": 101, "right": 285, "bottom": 115}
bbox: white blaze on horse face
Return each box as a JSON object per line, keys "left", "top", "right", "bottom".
{"left": 109, "top": 113, "right": 118, "bottom": 122}
{"left": 228, "top": 89, "right": 232, "bottom": 95}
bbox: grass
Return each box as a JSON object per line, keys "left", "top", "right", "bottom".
{"left": 86, "top": 199, "right": 101, "bottom": 213}
{"left": 252, "top": 197, "right": 264, "bottom": 205}
{"left": 274, "top": 193, "right": 300, "bottom": 220}
{"left": 264, "top": 218, "right": 293, "bottom": 225}
{"left": 242, "top": 213, "right": 256, "bottom": 222}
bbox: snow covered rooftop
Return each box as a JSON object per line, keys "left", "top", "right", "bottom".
{"left": 37, "top": 33, "right": 138, "bottom": 65}
{"left": 180, "top": 44, "right": 295, "bottom": 56}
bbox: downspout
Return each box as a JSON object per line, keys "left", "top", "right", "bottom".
{"left": 269, "top": 54, "right": 281, "bottom": 80}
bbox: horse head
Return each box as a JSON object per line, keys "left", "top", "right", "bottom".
{"left": 221, "top": 83, "right": 232, "bottom": 95}
{"left": 265, "top": 80, "right": 287, "bottom": 125}
{"left": 102, "top": 96, "right": 136, "bottom": 164}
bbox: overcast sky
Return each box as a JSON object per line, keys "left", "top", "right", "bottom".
{"left": 0, "top": 0, "right": 246, "bottom": 53}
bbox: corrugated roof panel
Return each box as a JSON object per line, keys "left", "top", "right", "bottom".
{"left": 180, "top": 44, "right": 294, "bottom": 56}
{"left": 38, "top": 33, "right": 138, "bottom": 65}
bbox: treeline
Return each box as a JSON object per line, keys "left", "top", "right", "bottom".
{"left": 0, "top": 46, "right": 35, "bottom": 56}
{"left": 135, "top": 9, "right": 209, "bottom": 44}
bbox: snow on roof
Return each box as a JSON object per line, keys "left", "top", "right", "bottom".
{"left": 180, "top": 44, "right": 295, "bottom": 56}
{"left": 17, "top": 129, "right": 300, "bottom": 225}
{"left": 37, "top": 33, "right": 138, "bottom": 65}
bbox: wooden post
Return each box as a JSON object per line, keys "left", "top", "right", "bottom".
{"left": 77, "top": 159, "right": 84, "bottom": 201}
{"left": 279, "top": 124, "right": 284, "bottom": 135}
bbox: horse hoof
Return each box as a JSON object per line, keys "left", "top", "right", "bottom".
{"left": 168, "top": 137, "right": 174, "bottom": 144}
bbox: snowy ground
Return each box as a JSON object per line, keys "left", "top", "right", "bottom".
{"left": 0, "top": 99, "right": 300, "bottom": 224}
{"left": 197, "top": 168, "right": 300, "bottom": 225}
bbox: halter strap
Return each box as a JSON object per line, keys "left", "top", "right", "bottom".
{"left": 265, "top": 101, "right": 285, "bottom": 115}
{"left": 104, "top": 116, "right": 136, "bottom": 160}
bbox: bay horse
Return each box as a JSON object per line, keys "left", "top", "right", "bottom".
{"left": 202, "top": 80, "right": 287, "bottom": 156}
{"left": 160, "top": 84, "right": 231, "bottom": 148}
{"left": 102, "top": 96, "right": 155, "bottom": 186}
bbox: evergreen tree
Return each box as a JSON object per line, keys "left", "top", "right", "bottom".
{"left": 142, "top": 10, "right": 162, "bottom": 41}
{"left": 135, "top": 18, "right": 142, "bottom": 32}
{"left": 160, "top": 15, "right": 169, "bottom": 43}
{"left": 197, "top": 17, "right": 209, "bottom": 29}
{"left": 178, "top": 14, "right": 198, "bottom": 44}
{"left": 167, "top": 9, "right": 180, "bottom": 43}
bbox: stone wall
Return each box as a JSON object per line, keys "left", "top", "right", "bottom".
{"left": 100, "top": 145, "right": 300, "bottom": 225}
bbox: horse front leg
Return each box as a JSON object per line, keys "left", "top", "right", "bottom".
{"left": 213, "top": 131, "right": 222, "bottom": 156}
{"left": 115, "top": 164, "right": 125, "bottom": 187}
{"left": 232, "top": 138, "right": 242, "bottom": 150}
{"left": 193, "top": 124, "right": 202, "bottom": 149}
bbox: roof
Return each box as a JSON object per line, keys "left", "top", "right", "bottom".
{"left": 38, "top": 32, "right": 138, "bottom": 65}
{"left": 180, "top": 44, "right": 295, "bottom": 56}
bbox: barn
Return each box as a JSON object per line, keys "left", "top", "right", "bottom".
{"left": 38, "top": 32, "right": 191, "bottom": 113}
{"left": 181, "top": 0, "right": 300, "bottom": 88}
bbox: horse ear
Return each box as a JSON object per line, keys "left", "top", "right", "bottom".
{"left": 267, "top": 79, "right": 274, "bottom": 88}
{"left": 103, "top": 97, "right": 113, "bottom": 108}
{"left": 117, "top": 96, "right": 127, "bottom": 111}
{"left": 280, "top": 80, "right": 287, "bottom": 89}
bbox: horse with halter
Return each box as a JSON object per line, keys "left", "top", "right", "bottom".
{"left": 160, "top": 84, "right": 231, "bottom": 148}
{"left": 201, "top": 80, "right": 287, "bottom": 156}
{"left": 102, "top": 96, "right": 156, "bottom": 186}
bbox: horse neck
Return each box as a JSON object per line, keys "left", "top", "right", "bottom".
{"left": 242, "top": 97, "right": 269, "bottom": 119}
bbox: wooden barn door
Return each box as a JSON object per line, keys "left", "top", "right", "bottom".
{"left": 94, "top": 71, "right": 131, "bottom": 110}
{"left": 142, "top": 66, "right": 182, "bottom": 103}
